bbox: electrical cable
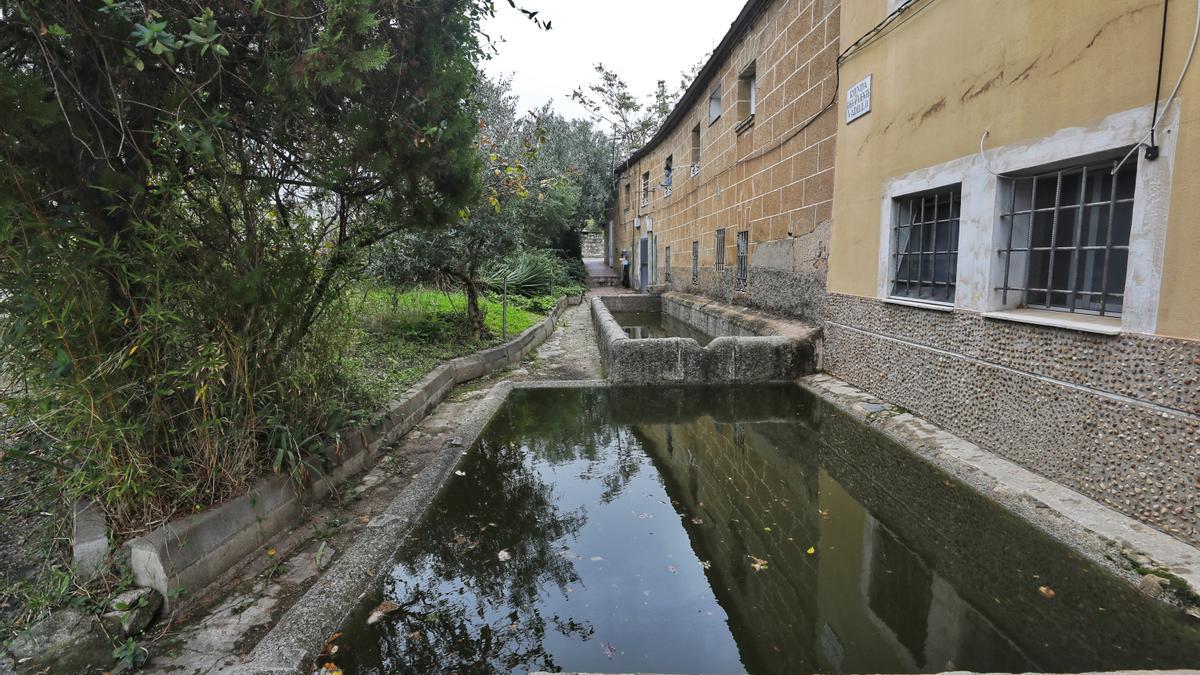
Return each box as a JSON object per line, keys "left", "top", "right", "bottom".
{"left": 737, "top": 0, "right": 931, "bottom": 166}
{"left": 1113, "top": 0, "right": 1200, "bottom": 174}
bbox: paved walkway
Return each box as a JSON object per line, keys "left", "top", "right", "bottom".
{"left": 147, "top": 295, "right": 607, "bottom": 673}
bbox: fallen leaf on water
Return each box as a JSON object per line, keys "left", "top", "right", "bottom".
{"left": 602, "top": 641, "right": 617, "bottom": 658}
{"left": 807, "top": 547, "right": 816, "bottom": 555}
{"left": 818, "top": 509, "right": 830, "bottom": 518}
{"left": 322, "top": 663, "right": 343, "bottom": 674}
{"left": 317, "top": 632, "right": 343, "bottom": 660}
{"left": 763, "top": 527, "right": 772, "bottom": 533}
{"left": 691, "top": 517, "right": 704, "bottom": 525}
{"left": 666, "top": 564, "right": 678, "bottom": 574}
{"left": 497, "top": 549, "right": 512, "bottom": 562}
{"left": 454, "top": 470, "right": 466, "bottom": 476}
{"left": 748, "top": 555, "right": 768, "bottom": 572}
{"left": 1038, "top": 585, "right": 1056, "bottom": 599}
{"left": 700, "top": 560, "right": 712, "bottom": 569}
{"left": 367, "top": 600, "right": 401, "bottom": 625}
{"left": 266, "top": 547, "right": 277, "bottom": 557}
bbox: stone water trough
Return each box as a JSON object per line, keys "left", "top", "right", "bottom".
{"left": 592, "top": 291, "right": 819, "bottom": 384}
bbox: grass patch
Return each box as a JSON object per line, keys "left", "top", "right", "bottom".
{"left": 345, "top": 286, "right": 546, "bottom": 408}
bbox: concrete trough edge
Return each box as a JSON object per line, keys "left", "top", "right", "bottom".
{"left": 593, "top": 293, "right": 815, "bottom": 384}
{"left": 798, "top": 372, "right": 1200, "bottom": 597}
{"left": 234, "top": 378, "right": 608, "bottom": 674}
{"left": 123, "top": 295, "right": 582, "bottom": 611}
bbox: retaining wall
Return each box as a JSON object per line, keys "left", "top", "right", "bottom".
{"left": 592, "top": 292, "right": 817, "bottom": 385}
{"left": 125, "top": 295, "right": 582, "bottom": 609}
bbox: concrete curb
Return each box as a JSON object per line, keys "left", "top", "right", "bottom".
{"left": 235, "top": 379, "right": 600, "bottom": 673}
{"left": 592, "top": 294, "right": 817, "bottom": 384}
{"left": 124, "top": 295, "right": 582, "bottom": 610}
{"left": 799, "top": 373, "right": 1200, "bottom": 598}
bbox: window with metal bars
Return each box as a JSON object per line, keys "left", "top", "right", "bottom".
{"left": 735, "top": 230, "right": 749, "bottom": 292}
{"left": 890, "top": 186, "right": 961, "bottom": 303}
{"left": 998, "top": 159, "right": 1134, "bottom": 316}
{"left": 691, "top": 240, "right": 699, "bottom": 284}
{"left": 715, "top": 228, "right": 726, "bottom": 270}
{"left": 664, "top": 245, "right": 672, "bottom": 282}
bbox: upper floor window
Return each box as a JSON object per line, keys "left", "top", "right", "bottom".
{"left": 663, "top": 155, "right": 673, "bottom": 197}
{"left": 640, "top": 171, "right": 650, "bottom": 207}
{"left": 715, "top": 228, "right": 726, "bottom": 270}
{"left": 708, "top": 85, "right": 722, "bottom": 125}
{"left": 737, "top": 62, "right": 757, "bottom": 122}
{"left": 623, "top": 183, "right": 630, "bottom": 211}
{"left": 997, "top": 159, "right": 1134, "bottom": 317}
{"left": 690, "top": 124, "right": 701, "bottom": 175}
{"left": 890, "top": 186, "right": 961, "bottom": 303}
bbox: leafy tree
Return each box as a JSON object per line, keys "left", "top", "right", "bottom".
{"left": 570, "top": 61, "right": 698, "bottom": 158}
{"left": 0, "top": 0, "right": 495, "bottom": 525}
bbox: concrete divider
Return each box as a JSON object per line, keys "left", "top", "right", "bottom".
{"left": 125, "top": 294, "right": 582, "bottom": 610}
{"left": 592, "top": 293, "right": 817, "bottom": 385}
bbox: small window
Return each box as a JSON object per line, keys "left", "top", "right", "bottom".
{"left": 640, "top": 171, "right": 650, "bottom": 207}
{"left": 737, "top": 62, "right": 757, "bottom": 122}
{"left": 708, "top": 85, "right": 722, "bottom": 125}
{"left": 690, "top": 125, "right": 701, "bottom": 176}
{"left": 735, "top": 230, "right": 749, "bottom": 291}
{"left": 664, "top": 245, "right": 672, "bottom": 282}
{"left": 623, "top": 183, "right": 630, "bottom": 211}
{"left": 998, "top": 159, "right": 1135, "bottom": 316}
{"left": 891, "top": 186, "right": 961, "bottom": 303}
{"left": 691, "top": 240, "right": 700, "bottom": 284}
{"left": 715, "top": 228, "right": 726, "bottom": 270}
{"left": 663, "top": 155, "right": 673, "bottom": 197}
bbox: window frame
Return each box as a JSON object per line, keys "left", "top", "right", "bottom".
{"left": 714, "top": 228, "right": 726, "bottom": 270}
{"left": 690, "top": 124, "right": 702, "bottom": 176}
{"left": 691, "top": 240, "right": 700, "bottom": 285}
{"left": 737, "top": 61, "right": 757, "bottom": 127}
{"left": 663, "top": 155, "right": 673, "bottom": 198}
{"left": 664, "top": 245, "right": 672, "bottom": 283}
{"left": 735, "top": 230, "right": 749, "bottom": 292}
{"left": 888, "top": 185, "right": 962, "bottom": 306}
{"left": 708, "top": 85, "right": 722, "bottom": 126}
{"left": 995, "top": 157, "right": 1135, "bottom": 318}
{"left": 640, "top": 171, "right": 650, "bottom": 208}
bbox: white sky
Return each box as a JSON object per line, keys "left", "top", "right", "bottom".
{"left": 480, "top": 1, "right": 745, "bottom": 123}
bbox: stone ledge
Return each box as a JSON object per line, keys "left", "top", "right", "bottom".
{"left": 799, "top": 372, "right": 1200, "bottom": 598}
{"left": 592, "top": 294, "right": 817, "bottom": 385}
{"left": 124, "top": 294, "right": 582, "bottom": 611}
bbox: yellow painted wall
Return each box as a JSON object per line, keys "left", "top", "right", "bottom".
{"left": 830, "top": 0, "right": 1200, "bottom": 339}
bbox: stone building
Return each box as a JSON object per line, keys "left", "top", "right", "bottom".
{"left": 607, "top": 0, "right": 840, "bottom": 322}
{"left": 609, "top": 0, "right": 1200, "bottom": 548}
{"left": 824, "top": 0, "right": 1200, "bottom": 545}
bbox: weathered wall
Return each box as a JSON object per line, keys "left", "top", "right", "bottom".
{"left": 611, "top": 0, "right": 838, "bottom": 321}
{"left": 581, "top": 232, "right": 604, "bottom": 258}
{"left": 823, "top": 0, "right": 1200, "bottom": 545}
{"left": 592, "top": 294, "right": 816, "bottom": 384}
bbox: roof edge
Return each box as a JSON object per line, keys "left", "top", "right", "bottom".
{"left": 613, "top": 0, "right": 772, "bottom": 177}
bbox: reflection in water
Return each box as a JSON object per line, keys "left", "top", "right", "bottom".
{"left": 334, "top": 386, "right": 1200, "bottom": 674}
{"left": 610, "top": 310, "right": 715, "bottom": 346}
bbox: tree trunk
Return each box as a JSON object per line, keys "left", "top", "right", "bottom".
{"left": 465, "top": 278, "right": 485, "bottom": 341}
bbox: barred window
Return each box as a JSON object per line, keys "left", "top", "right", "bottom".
{"left": 640, "top": 172, "right": 650, "bottom": 207}
{"left": 664, "top": 245, "right": 672, "bottom": 282}
{"left": 691, "top": 240, "right": 699, "bottom": 284}
{"left": 998, "top": 159, "right": 1134, "bottom": 316}
{"left": 735, "top": 230, "right": 749, "bottom": 292}
{"left": 715, "top": 228, "right": 726, "bottom": 270}
{"left": 891, "top": 186, "right": 961, "bottom": 303}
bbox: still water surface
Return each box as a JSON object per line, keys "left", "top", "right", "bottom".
{"left": 610, "top": 310, "right": 715, "bottom": 346}
{"left": 333, "top": 386, "right": 1200, "bottom": 674}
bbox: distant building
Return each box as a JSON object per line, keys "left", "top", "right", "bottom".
{"left": 608, "top": 0, "right": 840, "bottom": 322}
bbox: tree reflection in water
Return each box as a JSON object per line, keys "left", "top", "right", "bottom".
{"left": 334, "top": 437, "right": 592, "bottom": 673}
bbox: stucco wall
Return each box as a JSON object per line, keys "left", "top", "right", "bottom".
{"left": 611, "top": 0, "right": 839, "bottom": 321}
{"left": 829, "top": 0, "right": 1199, "bottom": 340}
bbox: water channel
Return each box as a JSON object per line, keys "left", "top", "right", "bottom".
{"left": 331, "top": 385, "right": 1200, "bottom": 674}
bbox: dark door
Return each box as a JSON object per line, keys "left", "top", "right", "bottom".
{"left": 639, "top": 236, "right": 649, "bottom": 293}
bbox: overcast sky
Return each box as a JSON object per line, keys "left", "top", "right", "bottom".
{"left": 480, "top": 1, "right": 744, "bottom": 124}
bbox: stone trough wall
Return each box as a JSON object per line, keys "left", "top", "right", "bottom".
{"left": 124, "top": 295, "right": 582, "bottom": 610}
{"left": 593, "top": 292, "right": 818, "bottom": 385}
